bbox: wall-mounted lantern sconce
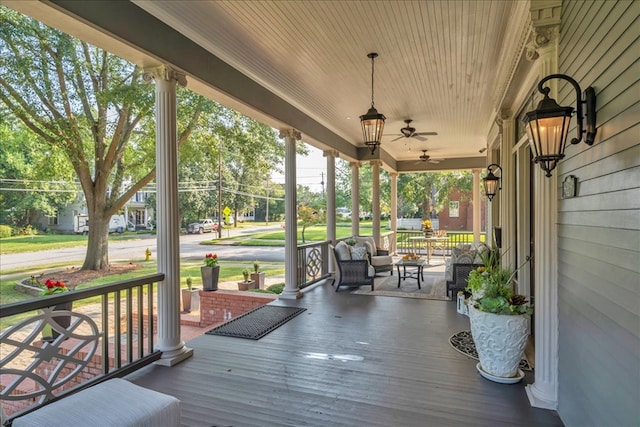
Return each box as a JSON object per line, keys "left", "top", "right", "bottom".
{"left": 483, "top": 163, "right": 502, "bottom": 202}
{"left": 360, "top": 53, "right": 386, "bottom": 155}
{"left": 522, "top": 74, "right": 597, "bottom": 177}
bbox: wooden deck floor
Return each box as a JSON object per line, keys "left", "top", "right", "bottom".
{"left": 127, "top": 280, "right": 563, "bottom": 427}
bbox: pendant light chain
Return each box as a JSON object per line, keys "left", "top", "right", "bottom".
{"left": 370, "top": 54, "right": 375, "bottom": 108}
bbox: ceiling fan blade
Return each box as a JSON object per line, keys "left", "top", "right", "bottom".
{"left": 413, "top": 135, "right": 427, "bottom": 141}
{"left": 390, "top": 135, "right": 405, "bottom": 142}
{"left": 415, "top": 132, "right": 438, "bottom": 136}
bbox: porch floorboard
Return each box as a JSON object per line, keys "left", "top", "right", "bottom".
{"left": 127, "top": 280, "right": 563, "bottom": 426}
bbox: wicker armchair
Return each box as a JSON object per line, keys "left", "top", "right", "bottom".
{"left": 446, "top": 263, "right": 483, "bottom": 298}
{"left": 330, "top": 243, "right": 375, "bottom": 292}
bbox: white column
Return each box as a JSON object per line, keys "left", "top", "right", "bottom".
{"left": 500, "top": 116, "right": 516, "bottom": 268}
{"left": 143, "top": 66, "right": 192, "bottom": 366}
{"left": 472, "top": 168, "right": 481, "bottom": 244}
{"left": 371, "top": 160, "right": 381, "bottom": 245}
{"left": 390, "top": 172, "right": 398, "bottom": 254}
{"left": 324, "top": 150, "right": 338, "bottom": 243}
{"left": 350, "top": 162, "right": 360, "bottom": 237}
{"left": 525, "top": 19, "right": 560, "bottom": 410}
{"left": 280, "top": 128, "right": 303, "bottom": 300}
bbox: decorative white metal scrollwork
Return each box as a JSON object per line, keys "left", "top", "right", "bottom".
{"left": 0, "top": 307, "right": 102, "bottom": 404}
{"left": 305, "top": 247, "right": 322, "bottom": 279}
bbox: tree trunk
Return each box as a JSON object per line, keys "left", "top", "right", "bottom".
{"left": 81, "top": 210, "right": 110, "bottom": 270}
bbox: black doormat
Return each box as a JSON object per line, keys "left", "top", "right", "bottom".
{"left": 206, "top": 305, "right": 306, "bottom": 340}
{"left": 449, "top": 330, "right": 532, "bottom": 371}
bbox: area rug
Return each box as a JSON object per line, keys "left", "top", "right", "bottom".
{"left": 206, "top": 305, "right": 306, "bottom": 340}
{"left": 449, "top": 330, "right": 532, "bottom": 371}
{"left": 351, "top": 273, "right": 450, "bottom": 301}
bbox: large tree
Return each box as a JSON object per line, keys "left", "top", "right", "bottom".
{"left": 0, "top": 9, "right": 203, "bottom": 269}
{"left": 0, "top": 116, "right": 76, "bottom": 226}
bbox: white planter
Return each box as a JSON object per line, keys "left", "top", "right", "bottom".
{"left": 468, "top": 304, "right": 529, "bottom": 379}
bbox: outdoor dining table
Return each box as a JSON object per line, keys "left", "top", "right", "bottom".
{"left": 409, "top": 236, "right": 449, "bottom": 264}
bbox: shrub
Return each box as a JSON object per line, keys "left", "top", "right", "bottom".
{"left": 0, "top": 225, "right": 12, "bottom": 238}
{"left": 266, "top": 283, "right": 285, "bottom": 294}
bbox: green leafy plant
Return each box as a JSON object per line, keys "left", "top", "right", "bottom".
{"left": 253, "top": 261, "right": 260, "bottom": 273}
{"left": 242, "top": 268, "right": 250, "bottom": 282}
{"left": 186, "top": 275, "right": 193, "bottom": 290}
{"left": 466, "top": 249, "right": 533, "bottom": 316}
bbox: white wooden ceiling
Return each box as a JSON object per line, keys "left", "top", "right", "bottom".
{"left": 6, "top": 0, "right": 531, "bottom": 167}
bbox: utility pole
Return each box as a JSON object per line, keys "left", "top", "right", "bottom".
{"left": 265, "top": 178, "right": 270, "bottom": 225}
{"left": 218, "top": 141, "right": 222, "bottom": 239}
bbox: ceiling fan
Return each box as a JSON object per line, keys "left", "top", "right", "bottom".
{"left": 417, "top": 150, "right": 442, "bottom": 164}
{"left": 387, "top": 119, "right": 438, "bottom": 142}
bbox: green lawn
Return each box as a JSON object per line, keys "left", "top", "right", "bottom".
{"left": 0, "top": 233, "right": 145, "bottom": 254}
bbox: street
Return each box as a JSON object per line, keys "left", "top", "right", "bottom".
{"left": 0, "top": 224, "right": 285, "bottom": 272}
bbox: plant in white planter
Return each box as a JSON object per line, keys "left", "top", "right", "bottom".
{"left": 466, "top": 251, "right": 533, "bottom": 383}
{"left": 251, "top": 260, "right": 265, "bottom": 289}
{"left": 182, "top": 275, "right": 200, "bottom": 313}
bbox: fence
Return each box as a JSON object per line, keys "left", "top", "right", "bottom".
{"left": 396, "top": 230, "right": 486, "bottom": 256}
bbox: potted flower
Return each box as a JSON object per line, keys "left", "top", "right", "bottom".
{"left": 422, "top": 219, "right": 433, "bottom": 236}
{"left": 237, "top": 268, "right": 254, "bottom": 291}
{"left": 41, "top": 279, "right": 72, "bottom": 342}
{"left": 466, "top": 250, "right": 533, "bottom": 382}
{"left": 250, "top": 260, "right": 265, "bottom": 289}
{"left": 181, "top": 275, "right": 200, "bottom": 313}
{"left": 201, "top": 253, "right": 220, "bottom": 291}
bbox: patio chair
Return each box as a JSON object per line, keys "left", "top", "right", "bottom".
{"left": 353, "top": 236, "right": 393, "bottom": 275}
{"left": 446, "top": 263, "right": 483, "bottom": 298}
{"left": 329, "top": 242, "right": 374, "bottom": 292}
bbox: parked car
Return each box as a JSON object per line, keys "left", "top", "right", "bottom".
{"left": 186, "top": 218, "right": 218, "bottom": 234}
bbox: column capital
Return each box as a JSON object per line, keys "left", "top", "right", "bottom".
{"left": 279, "top": 128, "right": 302, "bottom": 141}
{"left": 526, "top": 0, "right": 561, "bottom": 62}
{"left": 369, "top": 159, "right": 382, "bottom": 167}
{"left": 323, "top": 150, "right": 340, "bottom": 158}
{"left": 350, "top": 161, "right": 361, "bottom": 168}
{"left": 142, "top": 65, "right": 187, "bottom": 87}
{"left": 389, "top": 171, "right": 398, "bottom": 178}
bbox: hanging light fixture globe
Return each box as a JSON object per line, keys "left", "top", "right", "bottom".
{"left": 360, "top": 53, "right": 386, "bottom": 155}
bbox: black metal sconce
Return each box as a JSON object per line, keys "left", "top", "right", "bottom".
{"left": 522, "top": 74, "right": 596, "bottom": 177}
{"left": 483, "top": 163, "right": 502, "bottom": 202}
{"left": 360, "top": 53, "right": 386, "bottom": 155}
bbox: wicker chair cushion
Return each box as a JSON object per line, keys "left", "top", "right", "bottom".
{"left": 334, "top": 241, "right": 351, "bottom": 261}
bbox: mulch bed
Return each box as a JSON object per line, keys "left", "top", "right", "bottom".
{"left": 28, "top": 263, "right": 142, "bottom": 289}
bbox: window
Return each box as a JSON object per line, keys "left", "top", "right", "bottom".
{"left": 449, "top": 201, "right": 460, "bottom": 218}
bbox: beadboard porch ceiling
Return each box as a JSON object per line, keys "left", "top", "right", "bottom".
{"left": 4, "top": 0, "right": 531, "bottom": 169}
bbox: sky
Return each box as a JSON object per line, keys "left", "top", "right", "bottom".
{"left": 271, "top": 145, "right": 327, "bottom": 193}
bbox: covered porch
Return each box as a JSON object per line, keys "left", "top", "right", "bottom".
{"left": 127, "top": 282, "right": 562, "bottom": 426}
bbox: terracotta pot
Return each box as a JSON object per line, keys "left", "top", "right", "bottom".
{"left": 181, "top": 288, "right": 200, "bottom": 313}
{"left": 237, "top": 280, "right": 254, "bottom": 291}
{"left": 250, "top": 272, "right": 265, "bottom": 289}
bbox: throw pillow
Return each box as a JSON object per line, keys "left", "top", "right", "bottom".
{"left": 334, "top": 241, "right": 351, "bottom": 261}
{"left": 349, "top": 245, "right": 368, "bottom": 261}
{"left": 363, "top": 241, "right": 375, "bottom": 256}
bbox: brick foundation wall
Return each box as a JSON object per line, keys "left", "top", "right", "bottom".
{"left": 199, "top": 290, "right": 277, "bottom": 327}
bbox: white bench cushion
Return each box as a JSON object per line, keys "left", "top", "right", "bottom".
{"left": 12, "top": 378, "right": 180, "bottom": 427}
